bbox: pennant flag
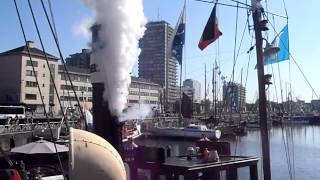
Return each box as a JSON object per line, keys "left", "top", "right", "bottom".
{"left": 198, "top": 4, "right": 222, "bottom": 50}
{"left": 171, "top": 3, "right": 186, "bottom": 65}
{"left": 264, "top": 24, "right": 289, "bottom": 65}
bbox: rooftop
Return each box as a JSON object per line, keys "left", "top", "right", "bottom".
{"left": 0, "top": 41, "right": 59, "bottom": 60}
{"left": 58, "top": 65, "right": 90, "bottom": 74}
{"left": 131, "top": 76, "right": 160, "bottom": 86}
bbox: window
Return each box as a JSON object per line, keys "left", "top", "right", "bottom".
{"left": 80, "top": 76, "right": 87, "bottom": 82}
{"left": 26, "top": 70, "right": 37, "bottom": 77}
{"left": 43, "top": 74, "right": 45, "bottom": 77}
{"left": 61, "top": 74, "right": 66, "bottom": 80}
{"left": 61, "top": 85, "right": 68, "bottom": 90}
{"left": 129, "top": 100, "right": 138, "bottom": 103}
{"left": 49, "top": 64, "right": 55, "bottom": 71}
{"left": 25, "top": 94, "right": 37, "bottom": 100}
{"left": 79, "top": 86, "right": 87, "bottom": 91}
{"left": 42, "top": 84, "right": 45, "bottom": 87}
{"left": 43, "top": 64, "right": 46, "bottom": 68}
{"left": 26, "top": 60, "right": 38, "bottom": 67}
{"left": 25, "top": 81, "right": 37, "bottom": 87}
{"left": 87, "top": 87, "right": 92, "bottom": 92}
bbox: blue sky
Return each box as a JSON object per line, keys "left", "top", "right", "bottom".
{"left": 1, "top": 0, "right": 319, "bottom": 103}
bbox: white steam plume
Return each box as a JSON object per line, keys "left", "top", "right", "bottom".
{"left": 119, "top": 102, "right": 154, "bottom": 122}
{"left": 83, "top": 0, "right": 147, "bottom": 115}
{"left": 72, "top": 16, "right": 94, "bottom": 39}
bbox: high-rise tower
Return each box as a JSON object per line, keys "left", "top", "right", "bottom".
{"left": 138, "top": 21, "right": 178, "bottom": 112}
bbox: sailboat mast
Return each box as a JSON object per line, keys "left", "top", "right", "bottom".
{"left": 251, "top": 1, "right": 272, "bottom": 180}
{"left": 212, "top": 63, "right": 215, "bottom": 122}
{"left": 239, "top": 68, "right": 243, "bottom": 124}
{"left": 204, "top": 64, "right": 207, "bottom": 119}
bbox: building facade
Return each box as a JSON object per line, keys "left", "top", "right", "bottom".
{"left": 57, "top": 65, "right": 92, "bottom": 113}
{"left": 0, "top": 42, "right": 162, "bottom": 116}
{"left": 0, "top": 42, "right": 93, "bottom": 114}
{"left": 182, "top": 79, "right": 201, "bottom": 103}
{"left": 66, "top": 49, "right": 91, "bottom": 69}
{"left": 138, "top": 21, "right": 178, "bottom": 112}
{"left": 127, "top": 76, "right": 161, "bottom": 110}
{"left": 0, "top": 41, "right": 59, "bottom": 113}
{"left": 311, "top": 100, "right": 320, "bottom": 112}
{"left": 223, "top": 82, "right": 246, "bottom": 113}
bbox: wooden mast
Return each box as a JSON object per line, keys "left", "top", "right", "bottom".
{"left": 251, "top": 0, "right": 272, "bottom": 180}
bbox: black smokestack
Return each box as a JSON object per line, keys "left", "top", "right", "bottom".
{"left": 92, "top": 83, "right": 123, "bottom": 153}
{"left": 90, "top": 24, "right": 123, "bottom": 154}
{"left": 86, "top": 0, "right": 147, "bottom": 153}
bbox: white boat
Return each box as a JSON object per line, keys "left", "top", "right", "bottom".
{"left": 150, "top": 124, "right": 221, "bottom": 139}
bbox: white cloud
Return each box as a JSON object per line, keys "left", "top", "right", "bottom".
{"left": 72, "top": 16, "right": 94, "bottom": 39}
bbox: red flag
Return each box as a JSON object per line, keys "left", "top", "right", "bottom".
{"left": 198, "top": 4, "right": 222, "bottom": 50}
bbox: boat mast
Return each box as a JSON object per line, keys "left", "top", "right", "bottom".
{"left": 251, "top": 0, "right": 271, "bottom": 180}
{"left": 212, "top": 63, "right": 216, "bottom": 123}
{"left": 239, "top": 68, "right": 243, "bottom": 124}
{"left": 204, "top": 64, "right": 207, "bottom": 119}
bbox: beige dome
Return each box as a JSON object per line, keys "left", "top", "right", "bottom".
{"left": 69, "top": 128, "right": 126, "bottom": 180}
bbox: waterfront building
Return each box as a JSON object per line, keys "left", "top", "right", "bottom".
{"left": 138, "top": 21, "right": 178, "bottom": 112}
{"left": 127, "top": 76, "right": 161, "bottom": 110}
{"left": 182, "top": 79, "right": 201, "bottom": 103}
{"left": 0, "top": 41, "right": 161, "bottom": 115}
{"left": 57, "top": 65, "right": 92, "bottom": 113}
{"left": 223, "top": 82, "right": 246, "bottom": 113}
{"left": 0, "top": 41, "right": 93, "bottom": 114}
{"left": 66, "top": 49, "right": 91, "bottom": 69}
{"left": 311, "top": 100, "right": 320, "bottom": 112}
{"left": 0, "top": 41, "right": 59, "bottom": 113}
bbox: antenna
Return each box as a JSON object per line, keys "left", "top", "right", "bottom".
{"left": 157, "top": 8, "right": 160, "bottom": 20}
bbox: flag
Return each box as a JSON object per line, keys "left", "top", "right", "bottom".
{"left": 198, "top": 4, "right": 222, "bottom": 50}
{"left": 171, "top": 3, "right": 186, "bottom": 65}
{"left": 264, "top": 24, "right": 289, "bottom": 65}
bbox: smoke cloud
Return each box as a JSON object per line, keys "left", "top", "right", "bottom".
{"left": 119, "top": 102, "right": 154, "bottom": 122}
{"left": 83, "top": 0, "right": 147, "bottom": 115}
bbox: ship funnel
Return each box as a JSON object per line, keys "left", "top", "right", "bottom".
{"left": 69, "top": 128, "right": 126, "bottom": 180}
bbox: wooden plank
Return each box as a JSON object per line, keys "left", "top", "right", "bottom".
{"left": 226, "top": 166, "right": 238, "bottom": 180}
{"left": 249, "top": 163, "right": 259, "bottom": 180}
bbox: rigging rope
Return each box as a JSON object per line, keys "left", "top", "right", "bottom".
{"left": 48, "top": 0, "right": 59, "bottom": 45}
{"left": 268, "top": 10, "right": 296, "bottom": 180}
{"left": 40, "top": 0, "right": 88, "bottom": 130}
{"left": 231, "top": 2, "right": 239, "bottom": 84}
{"left": 267, "top": 17, "right": 319, "bottom": 99}
{"left": 47, "top": 0, "right": 73, "bottom": 109}
{"left": 13, "top": 0, "right": 65, "bottom": 178}
{"left": 231, "top": 2, "right": 240, "bottom": 157}
{"left": 27, "top": 0, "right": 70, "bottom": 133}
{"left": 194, "top": 0, "right": 288, "bottom": 18}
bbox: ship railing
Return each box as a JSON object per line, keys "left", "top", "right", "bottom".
{"left": 0, "top": 123, "right": 33, "bottom": 134}
{"left": 0, "top": 121, "right": 78, "bottom": 135}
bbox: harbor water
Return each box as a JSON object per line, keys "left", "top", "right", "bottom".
{"left": 136, "top": 125, "right": 320, "bottom": 180}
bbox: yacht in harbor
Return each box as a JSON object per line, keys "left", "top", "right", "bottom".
{"left": 150, "top": 123, "right": 221, "bottom": 139}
